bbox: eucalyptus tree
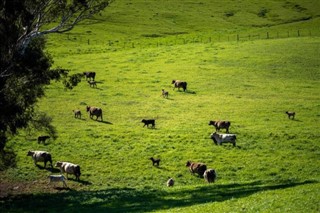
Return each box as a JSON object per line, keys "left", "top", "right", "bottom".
{"left": 0, "top": 0, "right": 113, "bottom": 152}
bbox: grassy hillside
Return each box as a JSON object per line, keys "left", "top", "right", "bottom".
{"left": 1, "top": 0, "right": 320, "bottom": 212}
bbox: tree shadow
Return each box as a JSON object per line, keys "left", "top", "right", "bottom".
{"left": 1, "top": 179, "right": 317, "bottom": 212}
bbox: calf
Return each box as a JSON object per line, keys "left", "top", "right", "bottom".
{"left": 209, "top": 120, "right": 231, "bottom": 133}
{"left": 141, "top": 119, "right": 155, "bottom": 128}
{"left": 210, "top": 132, "right": 236, "bottom": 146}
{"left": 186, "top": 161, "right": 207, "bottom": 177}
{"left": 204, "top": 169, "right": 217, "bottom": 183}
{"left": 161, "top": 89, "right": 169, "bottom": 98}
{"left": 27, "top": 150, "right": 53, "bottom": 168}
{"left": 73, "top": 110, "right": 81, "bottom": 119}
{"left": 286, "top": 111, "right": 295, "bottom": 119}
{"left": 150, "top": 157, "right": 160, "bottom": 166}
{"left": 48, "top": 174, "right": 68, "bottom": 188}
{"left": 38, "top": 136, "right": 50, "bottom": 144}
{"left": 88, "top": 80, "right": 97, "bottom": 88}
{"left": 55, "top": 161, "right": 81, "bottom": 181}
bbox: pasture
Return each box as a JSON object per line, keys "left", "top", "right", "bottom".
{"left": 1, "top": 0, "right": 320, "bottom": 212}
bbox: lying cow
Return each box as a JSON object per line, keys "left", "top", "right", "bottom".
{"left": 204, "top": 169, "right": 217, "bottom": 183}
{"left": 186, "top": 161, "right": 207, "bottom": 177}
{"left": 167, "top": 178, "right": 174, "bottom": 187}
{"left": 86, "top": 106, "right": 103, "bottom": 121}
{"left": 55, "top": 161, "right": 81, "bottom": 181}
{"left": 27, "top": 150, "right": 53, "bottom": 168}
{"left": 172, "top": 80, "right": 187, "bottom": 92}
{"left": 209, "top": 120, "right": 231, "bottom": 133}
{"left": 141, "top": 119, "right": 155, "bottom": 128}
{"left": 210, "top": 132, "right": 236, "bottom": 146}
{"left": 38, "top": 135, "right": 50, "bottom": 144}
{"left": 48, "top": 174, "right": 68, "bottom": 188}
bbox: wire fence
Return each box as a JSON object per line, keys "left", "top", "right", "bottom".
{"left": 64, "top": 28, "right": 320, "bottom": 52}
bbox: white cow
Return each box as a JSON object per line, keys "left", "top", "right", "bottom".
{"left": 48, "top": 174, "right": 68, "bottom": 188}
{"left": 210, "top": 132, "right": 236, "bottom": 146}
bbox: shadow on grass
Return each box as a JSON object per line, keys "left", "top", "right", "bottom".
{"left": 0, "top": 180, "right": 317, "bottom": 212}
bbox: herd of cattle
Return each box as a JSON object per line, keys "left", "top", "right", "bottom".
{"left": 27, "top": 74, "right": 295, "bottom": 188}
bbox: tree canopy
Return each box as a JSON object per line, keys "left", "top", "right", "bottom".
{"left": 0, "top": 0, "right": 113, "bottom": 152}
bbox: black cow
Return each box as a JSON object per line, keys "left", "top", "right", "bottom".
{"left": 141, "top": 119, "right": 155, "bottom": 128}
{"left": 86, "top": 106, "right": 103, "bottom": 121}
{"left": 83, "top": 71, "right": 96, "bottom": 81}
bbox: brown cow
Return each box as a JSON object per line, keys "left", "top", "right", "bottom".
{"left": 186, "top": 161, "right": 207, "bottom": 177}
{"left": 86, "top": 106, "right": 103, "bottom": 121}
{"left": 209, "top": 120, "right": 231, "bottom": 133}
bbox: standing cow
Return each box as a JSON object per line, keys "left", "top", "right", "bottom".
{"left": 83, "top": 71, "right": 96, "bottom": 81}
{"left": 186, "top": 161, "right": 207, "bottom": 177}
{"left": 209, "top": 120, "right": 231, "bottom": 133}
{"left": 172, "top": 80, "right": 187, "bottom": 92}
{"left": 86, "top": 106, "right": 103, "bottom": 121}
{"left": 27, "top": 150, "right": 53, "bottom": 168}
{"left": 55, "top": 161, "right": 81, "bottom": 181}
{"left": 210, "top": 132, "right": 236, "bottom": 146}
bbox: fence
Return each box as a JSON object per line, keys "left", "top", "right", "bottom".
{"left": 64, "top": 28, "right": 320, "bottom": 52}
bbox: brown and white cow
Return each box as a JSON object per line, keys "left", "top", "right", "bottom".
{"left": 204, "top": 169, "right": 217, "bottom": 183}
{"left": 55, "top": 161, "right": 81, "bottom": 181}
{"left": 209, "top": 120, "right": 231, "bottom": 133}
{"left": 27, "top": 150, "right": 53, "bottom": 168}
{"left": 210, "top": 132, "right": 236, "bottom": 146}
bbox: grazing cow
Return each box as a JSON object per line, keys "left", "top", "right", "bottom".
{"left": 161, "top": 89, "right": 169, "bottom": 98}
{"left": 86, "top": 106, "right": 103, "bottom": 121}
{"left": 83, "top": 71, "right": 96, "bottom": 81}
{"left": 209, "top": 120, "right": 231, "bottom": 133}
{"left": 172, "top": 80, "right": 187, "bottom": 92}
{"left": 73, "top": 110, "right": 81, "bottom": 119}
{"left": 48, "top": 174, "right": 68, "bottom": 188}
{"left": 210, "top": 132, "right": 237, "bottom": 146}
{"left": 204, "top": 169, "right": 217, "bottom": 183}
{"left": 88, "top": 80, "right": 97, "bottom": 88}
{"left": 38, "top": 135, "right": 50, "bottom": 144}
{"left": 186, "top": 161, "right": 207, "bottom": 177}
{"left": 167, "top": 178, "right": 174, "bottom": 187}
{"left": 27, "top": 150, "right": 53, "bottom": 168}
{"left": 55, "top": 161, "right": 81, "bottom": 181}
{"left": 286, "top": 111, "right": 295, "bottom": 119}
{"left": 141, "top": 119, "right": 155, "bottom": 128}
{"left": 150, "top": 157, "right": 160, "bottom": 166}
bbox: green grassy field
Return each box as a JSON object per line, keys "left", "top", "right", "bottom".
{"left": 1, "top": 0, "right": 320, "bottom": 212}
